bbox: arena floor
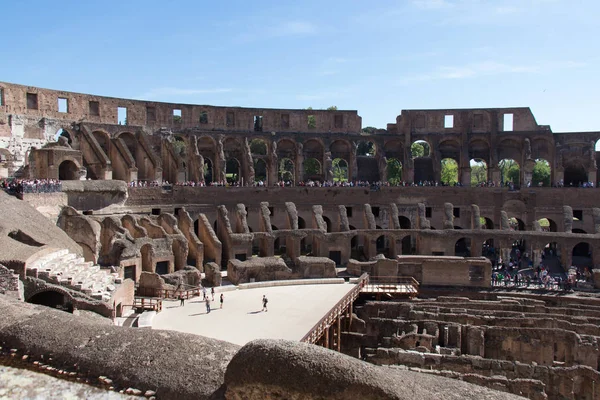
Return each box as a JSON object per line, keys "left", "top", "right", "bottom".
{"left": 151, "top": 282, "right": 355, "bottom": 346}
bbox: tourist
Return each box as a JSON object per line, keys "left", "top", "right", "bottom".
{"left": 179, "top": 293, "right": 185, "bottom": 307}
{"left": 205, "top": 297, "right": 211, "bottom": 313}
{"left": 211, "top": 287, "right": 215, "bottom": 301}
{"left": 220, "top": 293, "right": 224, "bottom": 309}
{"left": 262, "top": 295, "right": 268, "bottom": 312}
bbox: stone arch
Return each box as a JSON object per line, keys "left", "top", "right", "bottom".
{"left": 497, "top": 138, "right": 523, "bottom": 162}
{"left": 92, "top": 130, "right": 111, "bottom": 156}
{"left": 438, "top": 139, "right": 461, "bottom": 162}
{"left": 58, "top": 160, "right": 80, "bottom": 180}
{"left": 564, "top": 161, "right": 587, "bottom": 186}
{"left": 531, "top": 137, "right": 553, "bottom": 161}
{"left": 482, "top": 217, "right": 494, "bottom": 229}
{"left": 455, "top": 237, "right": 471, "bottom": 257}
{"left": 383, "top": 139, "right": 404, "bottom": 162}
{"left": 332, "top": 158, "right": 349, "bottom": 182}
{"left": 572, "top": 241, "right": 593, "bottom": 269}
{"left": 356, "top": 139, "right": 377, "bottom": 156}
{"left": 532, "top": 158, "right": 551, "bottom": 187}
{"left": 482, "top": 238, "right": 497, "bottom": 264}
{"left": 330, "top": 139, "right": 351, "bottom": 158}
{"left": 27, "top": 288, "right": 74, "bottom": 313}
{"left": 278, "top": 157, "right": 295, "bottom": 183}
{"left": 398, "top": 216, "right": 411, "bottom": 229}
{"left": 249, "top": 138, "right": 268, "bottom": 155}
{"left": 276, "top": 138, "right": 297, "bottom": 159}
{"left": 226, "top": 158, "right": 241, "bottom": 184}
{"left": 253, "top": 158, "right": 267, "bottom": 182}
{"left": 116, "top": 131, "right": 137, "bottom": 158}
{"left": 322, "top": 216, "right": 332, "bottom": 233}
{"left": 411, "top": 140, "right": 433, "bottom": 182}
{"left": 537, "top": 218, "right": 557, "bottom": 232}
{"left": 303, "top": 138, "right": 324, "bottom": 160}
{"left": 54, "top": 128, "right": 72, "bottom": 145}
{"left": 375, "top": 233, "right": 394, "bottom": 258}
{"left": 303, "top": 158, "right": 322, "bottom": 181}
{"left": 386, "top": 158, "right": 403, "bottom": 185}
{"left": 499, "top": 158, "right": 520, "bottom": 185}
{"left": 203, "top": 157, "right": 214, "bottom": 184}
{"left": 468, "top": 138, "right": 490, "bottom": 163}
{"left": 440, "top": 158, "right": 458, "bottom": 185}
{"left": 470, "top": 159, "right": 488, "bottom": 186}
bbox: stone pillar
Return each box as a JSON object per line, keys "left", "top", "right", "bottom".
{"left": 460, "top": 167, "right": 471, "bottom": 187}
{"left": 589, "top": 169, "right": 597, "bottom": 186}
{"left": 296, "top": 149, "right": 303, "bottom": 185}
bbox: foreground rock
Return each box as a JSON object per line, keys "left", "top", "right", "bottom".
{"left": 0, "top": 296, "right": 239, "bottom": 399}
{"left": 224, "top": 339, "right": 526, "bottom": 400}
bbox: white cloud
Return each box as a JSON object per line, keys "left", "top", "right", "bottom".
{"left": 137, "top": 87, "right": 233, "bottom": 100}
{"left": 274, "top": 21, "right": 317, "bottom": 36}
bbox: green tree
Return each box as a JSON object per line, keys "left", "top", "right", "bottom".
{"left": 471, "top": 161, "right": 487, "bottom": 186}
{"left": 303, "top": 158, "right": 321, "bottom": 177}
{"left": 441, "top": 158, "right": 458, "bottom": 185}
{"left": 361, "top": 126, "right": 377, "bottom": 134}
{"left": 332, "top": 158, "right": 348, "bottom": 182}
{"left": 327, "top": 106, "right": 338, "bottom": 110}
{"left": 173, "top": 115, "right": 182, "bottom": 124}
{"left": 172, "top": 139, "right": 186, "bottom": 157}
{"left": 411, "top": 141, "right": 429, "bottom": 158}
{"left": 279, "top": 158, "right": 294, "bottom": 181}
{"left": 411, "top": 142, "right": 424, "bottom": 158}
{"left": 387, "top": 158, "right": 402, "bottom": 185}
{"left": 532, "top": 159, "right": 551, "bottom": 186}
{"left": 499, "top": 159, "right": 520, "bottom": 185}
{"left": 249, "top": 139, "right": 267, "bottom": 155}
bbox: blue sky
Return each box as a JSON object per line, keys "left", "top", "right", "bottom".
{"left": 1, "top": 0, "right": 599, "bottom": 132}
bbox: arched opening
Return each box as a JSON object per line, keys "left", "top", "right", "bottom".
{"left": 499, "top": 159, "right": 520, "bottom": 186}
{"left": 254, "top": 158, "right": 267, "bottom": 183}
{"left": 482, "top": 239, "right": 497, "bottom": 265}
{"left": 356, "top": 140, "right": 376, "bottom": 157}
{"left": 93, "top": 131, "right": 110, "bottom": 156}
{"left": 119, "top": 132, "right": 137, "bottom": 158}
{"left": 411, "top": 140, "right": 433, "bottom": 183}
{"left": 278, "top": 157, "right": 295, "bottom": 183}
{"left": 350, "top": 233, "right": 366, "bottom": 261}
{"left": 401, "top": 235, "right": 412, "bottom": 255}
{"left": 249, "top": 139, "right": 267, "bottom": 155}
{"left": 54, "top": 128, "right": 72, "bottom": 145}
{"left": 411, "top": 140, "right": 430, "bottom": 158}
{"left": 323, "top": 216, "right": 332, "bottom": 233}
{"left": 440, "top": 158, "right": 459, "bottom": 186}
{"left": 375, "top": 234, "right": 392, "bottom": 258}
{"left": 537, "top": 218, "right": 557, "bottom": 232}
{"left": 455, "top": 238, "right": 471, "bottom": 257}
{"left": 58, "top": 160, "right": 79, "bottom": 180}
{"left": 332, "top": 158, "right": 348, "bottom": 182}
{"left": 203, "top": 158, "right": 213, "bottom": 184}
{"left": 29, "top": 290, "right": 73, "bottom": 312}
{"left": 387, "top": 158, "right": 403, "bottom": 185}
{"left": 398, "top": 216, "right": 411, "bottom": 229}
{"left": 509, "top": 217, "right": 525, "bottom": 231}
{"left": 226, "top": 158, "right": 240, "bottom": 184}
{"left": 564, "top": 163, "right": 588, "bottom": 187}
{"left": 303, "top": 158, "right": 322, "bottom": 181}
{"left": 482, "top": 217, "right": 494, "bottom": 230}
{"left": 470, "top": 159, "right": 488, "bottom": 186}
{"left": 533, "top": 159, "right": 551, "bottom": 187}
{"left": 572, "top": 242, "right": 592, "bottom": 269}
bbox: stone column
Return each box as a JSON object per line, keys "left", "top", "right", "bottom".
{"left": 296, "top": 144, "right": 303, "bottom": 184}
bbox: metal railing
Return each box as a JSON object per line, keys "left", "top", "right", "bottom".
{"left": 301, "top": 273, "right": 369, "bottom": 344}
{"left": 131, "top": 296, "right": 163, "bottom": 312}
{"left": 362, "top": 276, "right": 420, "bottom": 296}
{"left": 136, "top": 284, "right": 203, "bottom": 300}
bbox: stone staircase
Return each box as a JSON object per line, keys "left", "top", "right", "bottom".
{"left": 28, "top": 249, "right": 121, "bottom": 302}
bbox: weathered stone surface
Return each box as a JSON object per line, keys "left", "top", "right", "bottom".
{"left": 224, "top": 339, "right": 526, "bottom": 400}
{"left": 204, "top": 262, "right": 222, "bottom": 286}
{"left": 295, "top": 256, "right": 336, "bottom": 278}
{"left": 227, "top": 257, "right": 292, "bottom": 285}
{"left": 0, "top": 296, "right": 239, "bottom": 400}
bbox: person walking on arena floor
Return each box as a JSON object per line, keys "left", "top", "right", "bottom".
{"left": 220, "top": 293, "right": 224, "bottom": 309}
{"left": 262, "top": 295, "right": 268, "bottom": 312}
{"left": 211, "top": 287, "right": 215, "bottom": 301}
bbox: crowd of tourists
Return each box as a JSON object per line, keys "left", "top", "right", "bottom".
{"left": 1, "top": 178, "right": 62, "bottom": 194}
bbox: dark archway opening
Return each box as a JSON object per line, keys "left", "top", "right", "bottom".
{"left": 29, "top": 291, "right": 73, "bottom": 313}
{"left": 455, "top": 238, "right": 471, "bottom": 257}
{"left": 59, "top": 160, "right": 79, "bottom": 180}
{"left": 564, "top": 164, "right": 588, "bottom": 187}
{"left": 398, "top": 216, "right": 411, "bottom": 229}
